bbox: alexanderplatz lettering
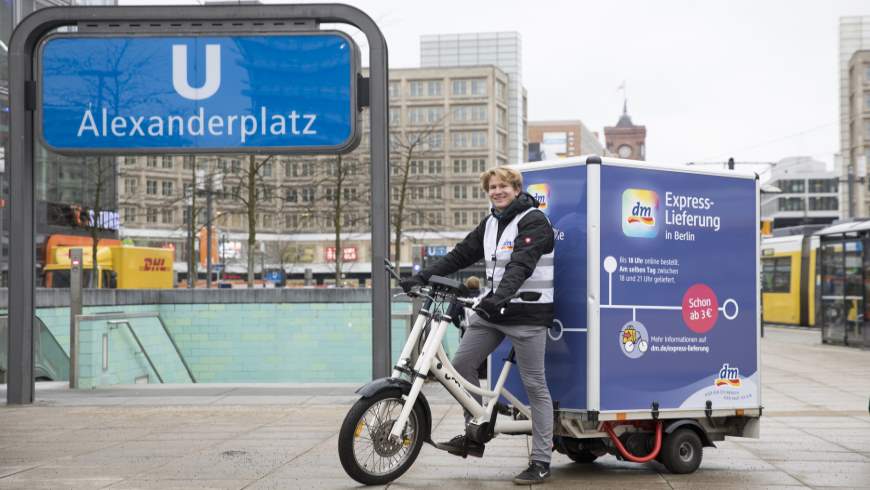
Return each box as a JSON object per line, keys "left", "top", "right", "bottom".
{"left": 39, "top": 33, "right": 360, "bottom": 153}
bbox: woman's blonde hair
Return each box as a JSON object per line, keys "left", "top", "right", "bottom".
{"left": 479, "top": 167, "right": 523, "bottom": 193}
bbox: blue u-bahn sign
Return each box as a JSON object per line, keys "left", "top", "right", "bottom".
{"left": 38, "top": 32, "right": 360, "bottom": 153}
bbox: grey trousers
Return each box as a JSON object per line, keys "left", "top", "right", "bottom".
{"left": 451, "top": 316, "right": 553, "bottom": 463}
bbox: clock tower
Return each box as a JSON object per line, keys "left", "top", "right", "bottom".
{"left": 605, "top": 100, "right": 646, "bottom": 161}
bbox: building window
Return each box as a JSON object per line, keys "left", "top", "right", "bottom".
{"left": 161, "top": 209, "right": 173, "bottom": 224}
{"left": 865, "top": 93, "right": 870, "bottom": 112}
{"left": 146, "top": 180, "right": 157, "bottom": 195}
{"left": 452, "top": 105, "right": 487, "bottom": 123}
{"left": 808, "top": 179, "right": 838, "bottom": 193}
{"left": 146, "top": 208, "right": 158, "bottom": 223}
{"left": 123, "top": 207, "right": 136, "bottom": 223}
{"left": 183, "top": 156, "right": 194, "bottom": 170}
{"left": 231, "top": 159, "right": 241, "bottom": 174}
{"left": 453, "top": 159, "right": 468, "bottom": 174}
{"left": 496, "top": 80, "right": 506, "bottom": 100}
{"left": 778, "top": 179, "right": 805, "bottom": 193}
{"left": 808, "top": 196, "right": 838, "bottom": 211}
{"left": 497, "top": 133, "right": 507, "bottom": 153}
{"left": 410, "top": 79, "right": 442, "bottom": 97}
{"left": 427, "top": 80, "right": 442, "bottom": 97}
{"left": 162, "top": 181, "right": 173, "bottom": 196}
{"left": 471, "top": 79, "right": 487, "bottom": 96}
{"left": 146, "top": 156, "right": 158, "bottom": 168}
{"left": 453, "top": 185, "right": 468, "bottom": 199}
{"left": 778, "top": 197, "right": 805, "bottom": 211}
{"left": 262, "top": 214, "right": 273, "bottom": 228}
{"left": 389, "top": 107, "right": 401, "bottom": 126}
{"left": 453, "top": 211, "right": 468, "bottom": 226}
{"left": 408, "top": 106, "right": 444, "bottom": 125}
{"left": 762, "top": 257, "right": 791, "bottom": 293}
{"left": 286, "top": 188, "right": 298, "bottom": 202}
{"left": 124, "top": 178, "right": 138, "bottom": 195}
{"left": 389, "top": 81, "right": 400, "bottom": 98}
{"left": 124, "top": 156, "right": 137, "bottom": 166}
{"left": 428, "top": 159, "right": 442, "bottom": 174}
{"left": 285, "top": 214, "right": 298, "bottom": 229}
{"left": 497, "top": 107, "right": 507, "bottom": 128}
{"left": 452, "top": 79, "right": 468, "bottom": 96}
{"left": 302, "top": 187, "right": 315, "bottom": 202}
{"left": 162, "top": 156, "right": 173, "bottom": 168}
{"left": 262, "top": 162, "right": 273, "bottom": 177}
{"left": 472, "top": 158, "right": 486, "bottom": 173}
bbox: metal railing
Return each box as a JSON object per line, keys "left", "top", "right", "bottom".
{"left": 71, "top": 312, "right": 196, "bottom": 388}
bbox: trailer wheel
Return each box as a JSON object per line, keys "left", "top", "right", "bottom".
{"left": 660, "top": 427, "right": 703, "bottom": 474}
{"left": 567, "top": 449, "right": 598, "bottom": 463}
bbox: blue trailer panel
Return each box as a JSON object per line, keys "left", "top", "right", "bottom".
{"left": 494, "top": 157, "right": 760, "bottom": 416}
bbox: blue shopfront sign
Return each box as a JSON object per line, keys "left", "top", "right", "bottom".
{"left": 38, "top": 33, "right": 360, "bottom": 153}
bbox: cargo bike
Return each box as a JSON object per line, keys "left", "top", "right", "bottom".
{"left": 338, "top": 157, "right": 762, "bottom": 485}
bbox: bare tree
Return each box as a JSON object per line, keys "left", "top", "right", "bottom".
{"left": 78, "top": 156, "right": 117, "bottom": 287}
{"left": 220, "top": 154, "right": 276, "bottom": 287}
{"left": 389, "top": 118, "right": 445, "bottom": 267}
{"left": 320, "top": 155, "right": 370, "bottom": 286}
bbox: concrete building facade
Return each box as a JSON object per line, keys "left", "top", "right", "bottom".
{"left": 118, "top": 65, "right": 511, "bottom": 284}
{"left": 527, "top": 120, "right": 605, "bottom": 161}
{"left": 420, "top": 32, "right": 527, "bottom": 166}
{"left": 761, "top": 156, "right": 839, "bottom": 229}
{"left": 839, "top": 16, "right": 870, "bottom": 218}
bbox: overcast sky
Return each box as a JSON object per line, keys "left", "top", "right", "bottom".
{"left": 122, "top": 0, "right": 868, "bottom": 172}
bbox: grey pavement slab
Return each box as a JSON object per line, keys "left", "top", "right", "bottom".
{"left": 0, "top": 326, "right": 868, "bottom": 489}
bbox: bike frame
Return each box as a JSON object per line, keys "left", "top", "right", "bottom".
{"left": 388, "top": 297, "right": 533, "bottom": 440}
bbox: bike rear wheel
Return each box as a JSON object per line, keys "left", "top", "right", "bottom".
{"left": 338, "top": 390, "right": 426, "bottom": 485}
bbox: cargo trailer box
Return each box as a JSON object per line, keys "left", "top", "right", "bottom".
{"left": 494, "top": 156, "right": 761, "bottom": 422}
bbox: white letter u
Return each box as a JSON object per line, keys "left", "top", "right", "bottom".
{"left": 172, "top": 44, "right": 221, "bottom": 100}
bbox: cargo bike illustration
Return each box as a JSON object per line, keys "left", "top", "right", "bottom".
{"left": 338, "top": 157, "right": 762, "bottom": 485}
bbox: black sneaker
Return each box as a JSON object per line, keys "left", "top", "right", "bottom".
{"left": 434, "top": 434, "right": 484, "bottom": 458}
{"left": 513, "top": 460, "right": 551, "bottom": 485}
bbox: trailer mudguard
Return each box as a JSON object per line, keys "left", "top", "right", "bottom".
{"left": 355, "top": 377, "right": 434, "bottom": 444}
{"left": 665, "top": 419, "right": 716, "bottom": 447}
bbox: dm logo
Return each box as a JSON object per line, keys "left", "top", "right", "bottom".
{"left": 622, "top": 189, "right": 659, "bottom": 238}
{"left": 527, "top": 183, "right": 550, "bottom": 214}
{"left": 714, "top": 363, "right": 741, "bottom": 388}
{"left": 172, "top": 44, "right": 221, "bottom": 100}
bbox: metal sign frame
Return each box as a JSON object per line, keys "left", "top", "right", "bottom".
{"left": 36, "top": 30, "right": 362, "bottom": 155}
{"left": 7, "top": 4, "right": 391, "bottom": 405}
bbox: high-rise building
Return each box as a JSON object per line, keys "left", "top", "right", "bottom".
{"left": 420, "top": 32, "right": 526, "bottom": 166}
{"left": 844, "top": 49, "right": 870, "bottom": 218}
{"left": 527, "top": 120, "right": 605, "bottom": 161}
{"left": 604, "top": 101, "right": 646, "bottom": 161}
{"left": 839, "top": 16, "right": 870, "bottom": 218}
{"left": 760, "top": 156, "right": 839, "bottom": 229}
{"left": 119, "top": 65, "right": 512, "bottom": 284}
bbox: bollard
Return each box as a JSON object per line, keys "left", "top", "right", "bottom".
{"left": 69, "top": 248, "right": 83, "bottom": 389}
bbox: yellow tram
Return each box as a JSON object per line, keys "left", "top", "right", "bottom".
{"left": 761, "top": 233, "right": 819, "bottom": 327}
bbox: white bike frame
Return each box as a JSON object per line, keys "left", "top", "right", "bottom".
{"left": 388, "top": 300, "right": 534, "bottom": 440}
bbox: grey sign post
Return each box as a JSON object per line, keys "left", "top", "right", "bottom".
{"left": 68, "top": 248, "right": 82, "bottom": 389}
{"left": 7, "top": 4, "right": 391, "bottom": 404}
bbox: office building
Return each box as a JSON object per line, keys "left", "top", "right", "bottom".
{"left": 420, "top": 32, "right": 527, "bottom": 166}
{"left": 119, "top": 65, "right": 512, "bottom": 284}
{"left": 839, "top": 16, "right": 870, "bottom": 218}
{"left": 761, "top": 156, "right": 839, "bottom": 229}
{"left": 528, "top": 120, "right": 605, "bottom": 161}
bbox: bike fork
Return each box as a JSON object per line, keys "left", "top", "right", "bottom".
{"left": 388, "top": 317, "right": 450, "bottom": 440}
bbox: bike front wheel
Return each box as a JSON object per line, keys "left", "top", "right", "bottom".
{"left": 338, "top": 390, "right": 426, "bottom": 485}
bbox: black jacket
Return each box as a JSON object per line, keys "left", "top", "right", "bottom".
{"left": 420, "top": 192, "right": 555, "bottom": 326}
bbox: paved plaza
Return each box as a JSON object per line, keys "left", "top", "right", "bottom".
{"left": 1, "top": 326, "right": 869, "bottom": 489}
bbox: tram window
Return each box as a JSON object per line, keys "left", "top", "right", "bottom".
{"left": 762, "top": 257, "right": 791, "bottom": 293}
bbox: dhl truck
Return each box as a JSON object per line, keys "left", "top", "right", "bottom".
{"left": 42, "top": 234, "right": 174, "bottom": 289}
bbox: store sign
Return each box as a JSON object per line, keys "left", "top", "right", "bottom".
{"left": 326, "top": 246, "right": 358, "bottom": 262}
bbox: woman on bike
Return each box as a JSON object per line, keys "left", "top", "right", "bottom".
{"left": 401, "top": 166, "right": 555, "bottom": 485}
